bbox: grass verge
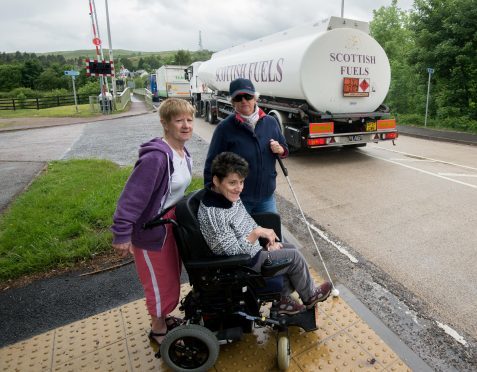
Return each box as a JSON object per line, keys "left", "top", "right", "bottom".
{"left": 0, "top": 159, "right": 203, "bottom": 283}
{"left": 0, "top": 104, "right": 101, "bottom": 119}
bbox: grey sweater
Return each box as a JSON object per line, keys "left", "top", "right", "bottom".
{"left": 197, "top": 189, "right": 262, "bottom": 257}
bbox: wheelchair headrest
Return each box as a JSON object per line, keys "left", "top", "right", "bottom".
{"left": 174, "top": 189, "right": 214, "bottom": 262}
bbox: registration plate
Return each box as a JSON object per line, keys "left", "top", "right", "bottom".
{"left": 366, "top": 122, "right": 377, "bottom": 132}
{"left": 348, "top": 135, "right": 362, "bottom": 142}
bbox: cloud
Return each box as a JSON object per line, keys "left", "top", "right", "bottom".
{"left": 0, "top": 0, "right": 414, "bottom": 53}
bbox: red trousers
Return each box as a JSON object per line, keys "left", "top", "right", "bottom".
{"left": 133, "top": 208, "right": 181, "bottom": 318}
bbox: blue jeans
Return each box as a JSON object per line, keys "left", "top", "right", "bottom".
{"left": 242, "top": 194, "right": 277, "bottom": 214}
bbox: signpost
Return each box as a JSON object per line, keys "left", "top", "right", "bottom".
{"left": 64, "top": 70, "right": 80, "bottom": 112}
{"left": 425, "top": 68, "right": 434, "bottom": 127}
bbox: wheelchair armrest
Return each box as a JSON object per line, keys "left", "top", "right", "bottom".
{"left": 185, "top": 254, "right": 252, "bottom": 269}
{"left": 261, "top": 257, "right": 292, "bottom": 277}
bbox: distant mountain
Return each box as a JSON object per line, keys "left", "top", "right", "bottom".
{"left": 35, "top": 49, "right": 177, "bottom": 59}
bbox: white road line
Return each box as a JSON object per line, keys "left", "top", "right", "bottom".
{"left": 390, "top": 158, "right": 436, "bottom": 162}
{"left": 374, "top": 146, "right": 477, "bottom": 171}
{"left": 438, "top": 173, "right": 477, "bottom": 178}
{"left": 436, "top": 321, "right": 468, "bottom": 347}
{"left": 307, "top": 223, "right": 359, "bottom": 263}
{"left": 361, "top": 151, "right": 477, "bottom": 189}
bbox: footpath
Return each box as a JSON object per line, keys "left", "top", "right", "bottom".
{"left": 0, "top": 105, "right": 474, "bottom": 371}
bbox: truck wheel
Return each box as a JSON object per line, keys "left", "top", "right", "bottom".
{"left": 207, "top": 106, "right": 217, "bottom": 124}
{"left": 194, "top": 101, "right": 201, "bottom": 118}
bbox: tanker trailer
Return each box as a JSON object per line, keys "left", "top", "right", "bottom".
{"left": 188, "top": 16, "right": 397, "bottom": 150}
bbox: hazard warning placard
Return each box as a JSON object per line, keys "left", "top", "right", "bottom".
{"left": 343, "top": 77, "right": 370, "bottom": 97}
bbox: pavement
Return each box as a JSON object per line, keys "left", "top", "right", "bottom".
{"left": 0, "top": 101, "right": 475, "bottom": 371}
{"left": 396, "top": 124, "right": 477, "bottom": 146}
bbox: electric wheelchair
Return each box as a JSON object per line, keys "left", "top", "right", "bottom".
{"left": 144, "top": 189, "right": 318, "bottom": 371}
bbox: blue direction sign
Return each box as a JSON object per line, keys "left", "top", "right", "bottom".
{"left": 427, "top": 68, "right": 435, "bottom": 74}
{"left": 64, "top": 70, "right": 80, "bottom": 76}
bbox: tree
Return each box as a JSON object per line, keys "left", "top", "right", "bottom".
{"left": 0, "top": 64, "right": 22, "bottom": 91}
{"left": 21, "top": 59, "right": 43, "bottom": 89}
{"left": 370, "top": 0, "right": 419, "bottom": 114}
{"left": 36, "top": 67, "right": 68, "bottom": 91}
{"left": 191, "top": 49, "right": 214, "bottom": 63}
{"left": 120, "top": 57, "right": 134, "bottom": 71}
{"left": 410, "top": 0, "right": 477, "bottom": 119}
{"left": 174, "top": 50, "right": 191, "bottom": 65}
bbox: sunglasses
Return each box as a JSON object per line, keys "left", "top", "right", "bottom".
{"left": 232, "top": 94, "right": 254, "bottom": 102}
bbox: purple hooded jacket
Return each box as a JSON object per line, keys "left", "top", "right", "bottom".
{"left": 111, "top": 138, "right": 192, "bottom": 251}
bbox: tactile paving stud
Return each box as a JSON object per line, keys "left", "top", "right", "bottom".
{"left": 0, "top": 331, "right": 54, "bottom": 372}
{"left": 387, "top": 359, "right": 412, "bottom": 371}
{"left": 52, "top": 308, "right": 125, "bottom": 366}
{"left": 322, "top": 297, "right": 361, "bottom": 329}
{"left": 125, "top": 331, "right": 169, "bottom": 372}
{"left": 53, "top": 339, "right": 130, "bottom": 372}
{"left": 294, "top": 330, "right": 384, "bottom": 371}
{"left": 214, "top": 331, "right": 278, "bottom": 371}
{"left": 121, "top": 299, "right": 150, "bottom": 337}
{"left": 344, "top": 320, "right": 408, "bottom": 369}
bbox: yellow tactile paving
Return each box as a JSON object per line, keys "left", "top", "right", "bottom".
{"left": 0, "top": 268, "right": 411, "bottom": 371}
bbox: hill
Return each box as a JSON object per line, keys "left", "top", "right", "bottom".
{"left": 36, "top": 49, "right": 176, "bottom": 60}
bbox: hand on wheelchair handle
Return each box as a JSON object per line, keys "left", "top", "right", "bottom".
{"left": 266, "top": 241, "right": 283, "bottom": 251}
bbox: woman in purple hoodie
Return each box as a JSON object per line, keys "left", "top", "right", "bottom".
{"left": 111, "top": 98, "right": 195, "bottom": 351}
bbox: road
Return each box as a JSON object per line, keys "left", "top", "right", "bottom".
{"left": 0, "top": 113, "right": 475, "bottom": 369}
{"left": 195, "top": 118, "right": 477, "bottom": 354}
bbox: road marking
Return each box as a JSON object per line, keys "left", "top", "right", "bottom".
{"left": 361, "top": 151, "right": 477, "bottom": 190}
{"left": 390, "top": 158, "right": 436, "bottom": 162}
{"left": 438, "top": 173, "right": 477, "bottom": 178}
{"left": 374, "top": 146, "right": 477, "bottom": 171}
{"left": 436, "top": 321, "right": 468, "bottom": 347}
{"left": 307, "top": 222, "right": 359, "bottom": 263}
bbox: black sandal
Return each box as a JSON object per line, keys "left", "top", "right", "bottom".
{"left": 148, "top": 330, "right": 167, "bottom": 358}
{"left": 165, "top": 316, "right": 184, "bottom": 331}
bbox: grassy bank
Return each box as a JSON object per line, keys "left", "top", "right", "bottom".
{"left": 0, "top": 159, "right": 203, "bottom": 282}
{"left": 0, "top": 104, "right": 101, "bottom": 119}
{"left": 396, "top": 113, "right": 477, "bottom": 135}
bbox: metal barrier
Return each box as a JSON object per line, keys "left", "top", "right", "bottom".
{"left": 116, "top": 88, "right": 131, "bottom": 111}
{"left": 133, "top": 88, "right": 154, "bottom": 110}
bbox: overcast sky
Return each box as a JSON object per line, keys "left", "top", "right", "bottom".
{"left": 0, "top": 0, "right": 414, "bottom": 54}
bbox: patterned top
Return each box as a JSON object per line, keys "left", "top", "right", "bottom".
{"left": 198, "top": 189, "right": 262, "bottom": 257}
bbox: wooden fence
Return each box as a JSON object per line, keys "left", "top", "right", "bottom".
{"left": 0, "top": 94, "right": 90, "bottom": 110}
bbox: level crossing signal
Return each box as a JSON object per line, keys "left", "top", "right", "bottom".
{"left": 85, "top": 58, "right": 115, "bottom": 77}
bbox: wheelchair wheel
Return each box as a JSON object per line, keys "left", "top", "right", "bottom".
{"left": 160, "top": 324, "right": 219, "bottom": 372}
{"left": 277, "top": 335, "right": 290, "bottom": 371}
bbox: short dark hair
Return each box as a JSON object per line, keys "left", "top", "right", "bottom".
{"left": 211, "top": 152, "right": 249, "bottom": 181}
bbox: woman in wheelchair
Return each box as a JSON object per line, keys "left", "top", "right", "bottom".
{"left": 198, "top": 152, "right": 331, "bottom": 315}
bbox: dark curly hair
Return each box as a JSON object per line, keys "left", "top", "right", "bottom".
{"left": 211, "top": 152, "right": 249, "bottom": 181}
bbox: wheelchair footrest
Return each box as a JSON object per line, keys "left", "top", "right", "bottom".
{"left": 276, "top": 307, "right": 318, "bottom": 332}
{"left": 216, "top": 327, "right": 243, "bottom": 343}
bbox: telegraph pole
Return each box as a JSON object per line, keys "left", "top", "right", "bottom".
{"left": 425, "top": 68, "right": 434, "bottom": 127}
{"left": 105, "top": 0, "right": 117, "bottom": 109}
{"left": 341, "top": 0, "right": 344, "bottom": 17}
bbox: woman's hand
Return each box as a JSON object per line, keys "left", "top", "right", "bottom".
{"left": 112, "top": 242, "right": 134, "bottom": 257}
{"left": 269, "top": 139, "right": 284, "bottom": 155}
{"left": 267, "top": 240, "right": 283, "bottom": 251}
{"left": 248, "top": 227, "right": 280, "bottom": 246}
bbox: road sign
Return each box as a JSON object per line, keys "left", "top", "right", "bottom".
{"left": 427, "top": 68, "right": 435, "bottom": 74}
{"left": 64, "top": 70, "right": 80, "bottom": 76}
{"left": 92, "top": 37, "right": 101, "bottom": 46}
